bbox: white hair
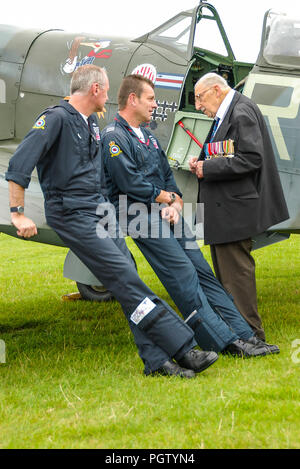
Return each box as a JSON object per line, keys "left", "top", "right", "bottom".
{"left": 195, "top": 72, "right": 230, "bottom": 91}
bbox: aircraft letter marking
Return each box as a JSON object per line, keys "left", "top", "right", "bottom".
{"left": 244, "top": 74, "right": 300, "bottom": 162}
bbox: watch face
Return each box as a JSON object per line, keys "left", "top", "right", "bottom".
{"left": 17, "top": 206, "right": 24, "bottom": 214}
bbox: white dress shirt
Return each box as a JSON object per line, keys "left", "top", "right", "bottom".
{"left": 215, "top": 89, "right": 236, "bottom": 133}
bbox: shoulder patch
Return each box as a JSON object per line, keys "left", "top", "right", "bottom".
{"left": 109, "top": 141, "right": 122, "bottom": 157}
{"left": 105, "top": 126, "right": 115, "bottom": 133}
{"left": 33, "top": 115, "right": 46, "bottom": 130}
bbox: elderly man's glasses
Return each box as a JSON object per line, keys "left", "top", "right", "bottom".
{"left": 195, "top": 86, "right": 213, "bottom": 102}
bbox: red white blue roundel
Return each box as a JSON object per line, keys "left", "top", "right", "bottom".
{"left": 109, "top": 141, "right": 122, "bottom": 157}
{"left": 33, "top": 115, "right": 46, "bottom": 130}
{"left": 131, "top": 64, "right": 157, "bottom": 84}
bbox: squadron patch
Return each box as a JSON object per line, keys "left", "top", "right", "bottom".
{"left": 109, "top": 141, "right": 122, "bottom": 157}
{"left": 33, "top": 115, "right": 46, "bottom": 130}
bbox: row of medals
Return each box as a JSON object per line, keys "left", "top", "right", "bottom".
{"left": 204, "top": 139, "right": 235, "bottom": 160}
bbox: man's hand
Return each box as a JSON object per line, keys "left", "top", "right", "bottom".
{"left": 171, "top": 193, "right": 183, "bottom": 214}
{"left": 189, "top": 157, "right": 198, "bottom": 174}
{"left": 161, "top": 206, "right": 180, "bottom": 225}
{"left": 195, "top": 161, "right": 204, "bottom": 179}
{"left": 189, "top": 158, "right": 204, "bottom": 179}
{"left": 8, "top": 181, "right": 37, "bottom": 238}
{"left": 156, "top": 191, "right": 183, "bottom": 223}
{"left": 11, "top": 214, "right": 38, "bottom": 238}
{"left": 156, "top": 191, "right": 183, "bottom": 212}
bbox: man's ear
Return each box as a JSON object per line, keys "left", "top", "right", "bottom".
{"left": 91, "top": 82, "right": 100, "bottom": 96}
{"left": 128, "top": 92, "right": 137, "bottom": 107}
{"left": 214, "top": 85, "right": 222, "bottom": 98}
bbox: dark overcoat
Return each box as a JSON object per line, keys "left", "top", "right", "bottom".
{"left": 197, "top": 92, "right": 289, "bottom": 245}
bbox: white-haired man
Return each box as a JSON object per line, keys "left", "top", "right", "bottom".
{"left": 190, "top": 72, "right": 289, "bottom": 341}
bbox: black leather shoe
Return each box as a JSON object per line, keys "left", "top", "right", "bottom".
{"left": 151, "top": 360, "right": 196, "bottom": 378}
{"left": 247, "top": 335, "right": 280, "bottom": 354}
{"left": 177, "top": 349, "right": 218, "bottom": 373}
{"left": 222, "top": 339, "right": 270, "bottom": 357}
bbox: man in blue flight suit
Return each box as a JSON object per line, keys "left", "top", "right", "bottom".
{"left": 5, "top": 65, "right": 221, "bottom": 378}
{"left": 102, "top": 74, "right": 279, "bottom": 357}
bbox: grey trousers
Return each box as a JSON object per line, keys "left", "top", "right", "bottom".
{"left": 210, "top": 239, "right": 265, "bottom": 341}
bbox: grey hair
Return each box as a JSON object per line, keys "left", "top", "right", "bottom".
{"left": 70, "top": 65, "right": 108, "bottom": 95}
{"left": 195, "top": 72, "right": 229, "bottom": 91}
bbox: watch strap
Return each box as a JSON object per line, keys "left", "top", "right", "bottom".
{"left": 10, "top": 206, "right": 24, "bottom": 214}
{"left": 169, "top": 193, "right": 176, "bottom": 205}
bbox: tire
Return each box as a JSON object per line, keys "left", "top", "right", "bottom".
{"left": 76, "top": 252, "right": 137, "bottom": 302}
{"left": 76, "top": 282, "right": 113, "bottom": 302}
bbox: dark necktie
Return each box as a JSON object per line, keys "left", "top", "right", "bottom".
{"left": 210, "top": 117, "right": 220, "bottom": 142}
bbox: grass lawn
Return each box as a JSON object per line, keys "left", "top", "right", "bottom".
{"left": 0, "top": 233, "right": 299, "bottom": 449}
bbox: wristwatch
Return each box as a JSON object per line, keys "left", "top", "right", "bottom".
{"left": 169, "top": 193, "right": 176, "bottom": 205}
{"left": 10, "top": 206, "right": 24, "bottom": 214}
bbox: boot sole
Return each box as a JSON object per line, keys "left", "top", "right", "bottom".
{"left": 150, "top": 369, "right": 196, "bottom": 379}
{"left": 193, "top": 353, "right": 219, "bottom": 373}
{"left": 224, "top": 349, "right": 270, "bottom": 358}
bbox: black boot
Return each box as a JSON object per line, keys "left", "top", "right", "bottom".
{"left": 222, "top": 339, "right": 270, "bottom": 357}
{"left": 246, "top": 335, "right": 280, "bottom": 354}
{"left": 177, "top": 348, "right": 218, "bottom": 373}
{"left": 150, "top": 360, "right": 196, "bottom": 378}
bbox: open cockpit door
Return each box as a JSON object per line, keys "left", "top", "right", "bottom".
{"left": 192, "top": 2, "right": 235, "bottom": 63}
{"left": 134, "top": 2, "right": 235, "bottom": 64}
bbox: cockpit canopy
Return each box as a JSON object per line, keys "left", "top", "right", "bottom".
{"left": 263, "top": 11, "right": 300, "bottom": 70}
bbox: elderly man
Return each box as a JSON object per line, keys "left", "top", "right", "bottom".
{"left": 102, "top": 74, "right": 279, "bottom": 358}
{"left": 5, "top": 64, "right": 221, "bottom": 379}
{"left": 190, "top": 72, "right": 289, "bottom": 341}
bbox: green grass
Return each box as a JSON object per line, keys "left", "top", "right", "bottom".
{"left": 0, "top": 233, "right": 299, "bottom": 449}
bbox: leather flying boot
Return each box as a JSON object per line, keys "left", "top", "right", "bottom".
{"left": 246, "top": 335, "right": 280, "bottom": 354}
{"left": 222, "top": 339, "right": 270, "bottom": 357}
{"left": 177, "top": 348, "right": 218, "bottom": 373}
{"left": 151, "top": 360, "right": 196, "bottom": 378}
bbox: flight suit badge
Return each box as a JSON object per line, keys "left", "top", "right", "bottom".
{"left": 33, "top": 115, "right": 46, "bottom": 130}
{"left": 109, "top": 141, "right": 122, "bottom": 157}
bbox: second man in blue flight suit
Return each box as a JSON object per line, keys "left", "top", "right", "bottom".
{"left": 101, "top": 74, "right": 279, "bottom": 357}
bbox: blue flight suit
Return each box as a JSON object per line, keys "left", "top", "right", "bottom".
{"left": 102, "top": 114, "right": 255, "bottom": 352}
{"left": 5, "top": 100, "right": 197, "bottom": 375}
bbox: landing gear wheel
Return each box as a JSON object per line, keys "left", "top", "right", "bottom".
{"left": 76, "top": 282, "right": 113, "bottom": 302}
{"left": 76, "top": 252, "right": 137, "bottom": 302}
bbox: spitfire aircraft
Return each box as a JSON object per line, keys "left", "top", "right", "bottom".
{"left": 0, "top": 1, "right": 299, "bottom": 300}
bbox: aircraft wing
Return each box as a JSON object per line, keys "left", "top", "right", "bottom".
{"left": 0, "top": 142, "right": 64, "bottom": 246}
